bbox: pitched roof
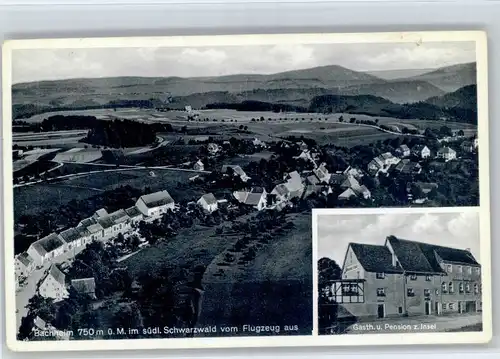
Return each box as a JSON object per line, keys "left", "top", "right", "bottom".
{"left": 17, "top": 252, "right": 34, "bottom": 267}
{"left": 138, "top": 190, "right": 175, "bottom": 208}
{"left": 245, "top": 193, "right": 265, "bottom": 206}
{"left": 350, "top": 243, "right": 403, "bottom": 274}
{"left": 341, "top": 175, "right": 360, "bottom": 189}
{"left": 398, "top": 144, "right": 410, "bottom": 152}
{"left": 78, "top": 217, "right": 97, "bottom": 228}
{"left": 108, "top": 209, "right": 130, "bottom": 224}
{"left": 200, "top": 193, "right": 217, "bottom": 205}
{"left": 369, "top": 157, "right": 383, "bottom": 169}
{"left": 438, "top": 147, "right": 456, "bottom": 154}
{"left": 125, "top": 206, "right": 142, "bottom": 218}
{"left": 94, "top": 208, "right": 108, "bottom": 218}
{"left": 284, "top": 171, "right": 303, "bottom": 193}
{"left": 87, "top": 222, "right": 104, "bottom": 234}
{"left": 97, "top": 216, "right": 115, "bottom": 229}
{"left": 234, "top": 188, "right": 266, "bottom": 206}
{"left": 32, "top": 233, "right": 65, "bottom": 256}
{"left": 59, "top": 227, "right": 82, "bottom": 243}
{"left": 71, "top": 277, "right": 96, "bottom": 295}
{"left": 387, "top": 236, "right": 479, "bottom": 274}
{"left": 47, "top": 264, "right": 66, "bottom": 286}
{"left": 33, "top": 316, "right": 47, "bottom": 330}
{"left": 412, "top": 144, "right": 429, "bottom": 152}
{"left": 272, "top": 184, "right": 290, "bottom": 197}
{"left": 338, "top": 188, "right": 357, "bottom": 199}
{"left": 379, "top": 152, "right": 394, "bottom": 160}
{"left": 306, "top": 174, "right": 320, "bottom": 186}
{"left": 329, "top": 173, "right": 347, "bottom": 185}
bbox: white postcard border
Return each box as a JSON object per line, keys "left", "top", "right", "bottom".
{"left": 2, "top": 30, "right": 491, "bottom": 352}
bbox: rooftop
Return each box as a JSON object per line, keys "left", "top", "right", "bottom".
{"left": 17, "top": 252, "right": 34, "bottom": 267}
{"left": 32, "top": 233, "right": 65, "bottom": 256}
{"left": 200, "top": 193, "right": 217, "bottom": 205}
{"left": 125, "top": 206, "right": 142, "bottom": 218}
{"left": 47, "top": 264, "right": 66, "bottom": 286}
{"left": 138, "top": 190, "right": 175, "bottom": 208}
{"left": 349, "top": 243, "right": 404, "bottom": 274}
{"left": 71, "top": 277, "right": 96, "bottom": 295}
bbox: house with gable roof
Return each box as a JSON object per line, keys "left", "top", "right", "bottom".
{"left": 38, "top": 264, "right": 69, "bottom": 301}
{"left": 136, "top": 190, "right": 175, "bottom": 218}
{"left": 15, "top": 252, "right": 35, "bottom": 278}
{"left": 27, "top": 233, "right": 67, "bottom": 266}
{"left": 395, "top": 144, "right": 411, "bottom": 157}
{"left": 222, "top": 165, "right": 251, "bottom": 182}
{"left": 233, "top": 187, "right": 267, "bottom": 211}
{"left": 320, "top": 236, "right": 482, "bottom": 323}
{"left": 71, "top": 277, "right": 97, "bottom": 299}
{"left": 437, "top": 147, "right": 457, "bottom": 162}
{"left": 197, "top": 193, "right": 218, "bottom": 213}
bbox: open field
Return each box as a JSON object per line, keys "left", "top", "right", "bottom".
{"left": 13, "top": 129, "right": 89, "bottom": 147}
{"left": 197, "top": 211, "right": 313, "bottom": 335}
{"left": 13, "top": 168, "right": 200, "bottom": 220}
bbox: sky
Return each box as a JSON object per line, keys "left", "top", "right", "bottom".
{"left": 11, "top": 41, "right": 476, "bottom": 84}
{"left": 317, "top": 211, "right": 480, "bottom": 267}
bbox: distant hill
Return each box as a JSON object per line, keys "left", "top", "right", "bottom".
{"left": 367, "top": 68, "right": 435, "bottom": 80}
{"left": 424, "top": 84, "right": 477, "bottom": 110}
{"left": 11, "top": 62, "right": 476, "bottom": 120}
{"left": 407, "top": 62, "right": 476, "bottom": 92}
{"left": 339, "top": 80, "right": 445, "bottom": 104}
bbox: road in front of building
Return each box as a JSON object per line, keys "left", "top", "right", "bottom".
{"left": 345, "top": 313, "right": 482, "bottom": 334}
{"left": 14, "top": 247, "right": 86, "bottom": 333}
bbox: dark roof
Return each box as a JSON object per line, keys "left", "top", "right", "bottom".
{"left": 200, "top": 193, "right": 217, "bottom": 205}
{"left": 387, "top": 236, "right": 479, "bottom": 274}
{"left": 350, "top": 243, "right": 403, "bottom": 274}
{"left": 109, "top": 209, "right": 130, "bottom": 224}
{"left": 245, "top": 193, "right": 265, "bottom": 206}
{"left": 32, "top": 233, "right": 65, "bottom": 255}
{"left": 97, "top": 216, "right": 115, "bottom": 229}
{"left": 17, "top": 252, "right": 34, "bottom": 266}
{"left": 139, "top": 190, "right": 175, "bottom": 208}
{"left": 329, "top": 173, "right": 346, "bottom": 185}
{"left": 439, "top": 147, "right": 456, "bottom": 154}
{"left": 272, "top": 184, "right": 289, "bottom": 196}
{"left": 59, "top": 227, "right": 82, "bottom": 243}
{"left": 125, "top": 206, "right": 142, "bottom": 218}
{"left": 71, "top": 277, "right": 96, "bottom": 295}
{"left": 79, "top": 217, "right": 97, "bottom": 228}
{"left": 47, "top": 264, "right": 66, "bottom": 286}
{"left": 94, "top": 208, "right": 108, "bottom": 217}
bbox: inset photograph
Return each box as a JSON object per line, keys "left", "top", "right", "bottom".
{"left": 315, "top": 208, "right": 483, "bottom": 335}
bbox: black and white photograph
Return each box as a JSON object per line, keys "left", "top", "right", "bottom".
{"left": 2, "top": 31, "right": 491, "bottom": 351}
{"left": 315, "top": 208, "right": 484, "bottom": 336}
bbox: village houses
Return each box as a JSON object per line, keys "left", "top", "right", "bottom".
{"left": 197, "top": 193, "right": 218, "bottom": 213}
{"left": 395, "top": 144, "right": 411, "bottom": 157}
{"left": 193, "top": 160, "right": 205, "bottom": 171}
{"left": 27, "top": 233, "right": 67, "bottom": 266}
{"left": 15, "top": 252, "right": 35, "bottom": 279}
{"left": 222, "top": 165, "right": 251, "bottom": 182}
{"left": 367, "top": 152, "right": 400, "bottom": 176}
{"left": 412, "top": 145, "right": 431, "bottom": 159}
{"left": 135, "top": 190, "right": 175, "bottom": 219}
{"left": 437, "top": 147, "right": 457, "bottom": 162}
{"left": 233, "top": 187, "right": 268, "bottom": 211}
{"left": 461, "top": 141, "right": 475, "bottom": 153}
{"left": 38, "top": 264, "right": 69, "bottom": 302}
{"left": 71, "top": 277, "right": 97, "bottom": 299}
{"left": 321, "top": 236, "right": 481, "bottom": 323}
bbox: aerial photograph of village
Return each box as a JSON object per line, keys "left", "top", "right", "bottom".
{"left": 9, "top": 39, "right": 480, "bottom": 341}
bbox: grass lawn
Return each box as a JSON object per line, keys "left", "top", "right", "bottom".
{"left": 14, "top": 168, "right": 202, "bottom": 220}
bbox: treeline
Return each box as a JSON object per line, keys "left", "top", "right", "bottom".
{"left": 83, "top": 119, "right": 173, "bottom": 148}
{"left": 205, "top": 100, "right": 308, "bottom": 113}
{"left": 13, "top": 98, "right": 168, "bottom": 120}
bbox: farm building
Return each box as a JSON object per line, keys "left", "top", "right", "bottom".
{"left": 38, "top": 264, "right": 69, "bottom": 301}
{"left": 283, "top": 171, "right": 305, "bottom": 199}
{"left": 71, "top": 277, "right": 97, "bottom": 299}
{"left": 15, "top": 252, "right": 35, "bottom": 278}
{"left": 59, "top": 227, "right": 88, "bottom": 251}
{"left": 197, "top": 193, "right": 218, "bottom": 213}
{"left": 271, "top": 184, "right": 291, "bottom": 204}
{"left": 233, "top": 187, "right": 268, "bottom": 211}
{"left": 437, "top": 147, "right": 457, "bottom": 162}
{"left": 461, "top": 141, "right": 475, "bottom": 153}
{"left": 412, "top": 145, "right": 431, "bottom": 159}
{"left": 136, "top": 190, "right": 175, "bottom": 218}
{"left": 222, "top": 165, "right": 251, "bottom": 182}
{"left": 125, "top": 206, "right": 143, "bottom": 224}
{"left": 395, "top": 144, "right": 411, "bottom": 157}
{"left": 193, "top": 160, "right": 205, "bottom": 171}
{"left": 27, "top": 233, "right": 67, "bottom": 266}
{"left": 394, "top": 159, "right": 422, "bottom": 175}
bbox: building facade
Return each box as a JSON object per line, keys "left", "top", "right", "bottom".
{"left": 321, "top": 236, "right": 481, "bottom": 322}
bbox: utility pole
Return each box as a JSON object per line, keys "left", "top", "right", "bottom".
{"left": 402, "top": 271, "right": 408, "bottom": 316}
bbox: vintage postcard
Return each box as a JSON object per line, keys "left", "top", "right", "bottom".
{"left": 314, "top": 208, "right": 487, "bottom": 336}
{"left": 2, "top": 31, "right": 490, "bottom": 351}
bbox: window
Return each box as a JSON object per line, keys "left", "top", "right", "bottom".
{"left": 459, "top": 282, "right": 464, "bottom": 293}
{"left": 466, "top": 283, "right": 471, "bottom": 293}
{"left": 447, "top": 264, "right": 452, "bottom": 273}
{"left": 467, "top": 267, "right": 472, "bottom": 275}
{"left": 407, "top": 288, "right": 415, "bottom": 297}
{"left": 449, "top": 282, "right": 454, "bottom": 293}
{"left": 398, "top": 307, "right": 403, "bottom": 314}
{"left": 425, "top": 275, "right": 432, "bottom": 281}
{"left": 376, "top": 272, "right": 385, "bottom": 279}
{"left": 410, "top": 274, "right": 417, "bottom": 280}
{"left": 449, "top": 303, "right": 454, "bottom": 310}
{"left": 457, "top": 265, "right": 462, "bottom": 273}
{"left": 441, "top": 282, "right": 447, "bottom": 293}
{"left": 377, "top": 288, "right": 386, "bottom": 297}
{"left": 435, "top": 289, "right": 440, "bottom": 295}
{"left": 476, "top": 267, "right": 481, "bottom": 275}
{"left": 424, "top": 289, "right": 431, "bottom": 297}
{"left": 474, "top": 284, "right": 479, "bottom": 294}
{"left": 342, "top": 284, "right": 359, "bottom": 296}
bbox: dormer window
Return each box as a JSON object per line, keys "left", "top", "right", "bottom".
{"left": 376, "top": 272, "right": 385, "bottom": 279}
{"left": 410, "top": 274, "right": 417, "bottom": 281}
{"left": 447, "top": 264, "right": 452, "bottom": 273}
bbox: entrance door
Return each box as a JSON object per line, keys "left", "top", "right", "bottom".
{"left": 435, "top": 302, "right": 442, "bottom": 315}
{"left": 425, "top": 301, "right": 431, "bottom": 315}
{"left": 377, "top": 304, "right": 385, "bottom": 318}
